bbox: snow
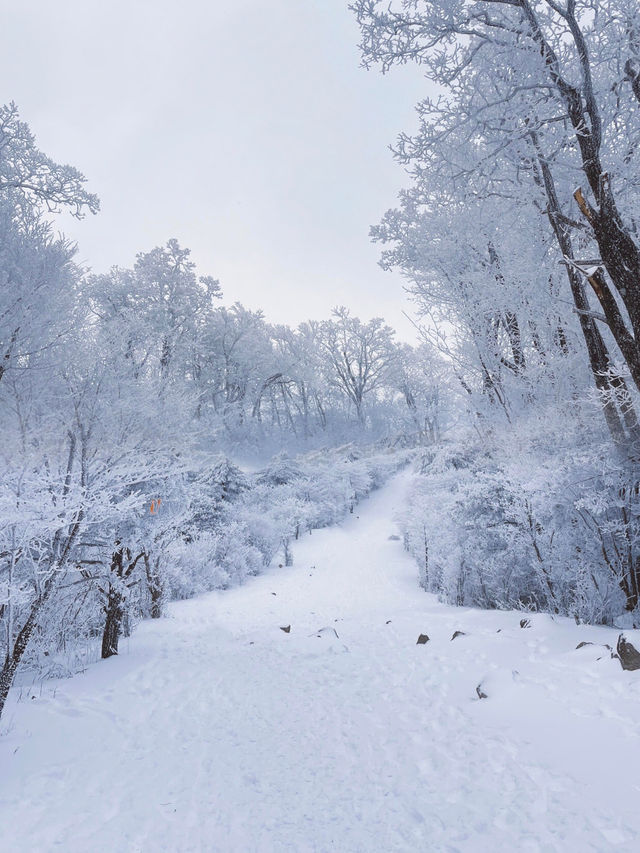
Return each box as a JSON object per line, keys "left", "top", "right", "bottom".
{"left": 1, "top": 470, "right": 640, "bottom": 852}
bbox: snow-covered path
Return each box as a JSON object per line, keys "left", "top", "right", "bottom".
{"left": 1, "top": 471, "right": 640, "bottom": 852}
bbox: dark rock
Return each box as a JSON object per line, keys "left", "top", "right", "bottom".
{"left": 416, "top": 634, "right": 430, "bottom": 645}
{"left": 616, "top": 634, "right": 640, "bottom": 671}
{"left": 451, "top": 630, "right": 467, "bottom": 641}
{"left": 520, "top": 619, "right": 531, "bottom": 629}
{"left": 280, "top": 625, "right": 291, "bottom": 634}
{"left": 386, "top": 620, "right": 392, "bottom": 625}
{"left": 271, "top": 592, "right": 277, "bottom": 596}
{"left": 476, "top": 683, "right": 488, "bottom": 699}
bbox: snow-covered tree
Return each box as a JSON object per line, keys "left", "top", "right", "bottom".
{"left": 319, "top": 307, "right": 397, "bottom": 425}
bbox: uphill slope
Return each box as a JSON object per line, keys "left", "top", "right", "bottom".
{"left": 1, "top": 470, "right": 639, "bottom": 852}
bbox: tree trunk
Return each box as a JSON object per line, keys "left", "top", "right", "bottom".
{"left": 101, "top": 588, "right": 124, "bottom": 658}
{"left": 0, "top": 545, "right": 75, "bottom": 718}
{"left": 582, "top": 186, "right": 640, "bottom": 346}
{"left": 0, "top": 594, "right": 46, "bottom": 719}
{"left": 488, "top": 243, "right": 525, "bottom": 373}
{"left": 522, "top": 2, "right": 640, "bottom": 347}
{"left": 530, "top": 138, "right": 633, "bottom": 449}
{"left": 144, "top": 552, "right": 164, "bottom": 619}
{"left": 100, "top": 546, "right": 144, "bottom": 657}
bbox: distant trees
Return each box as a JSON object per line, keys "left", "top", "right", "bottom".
{"left": 319, "top": 307, "right": 397, "bottom": 424}
{"left": 395, "top": 344, "right": 445, "bottom": 444}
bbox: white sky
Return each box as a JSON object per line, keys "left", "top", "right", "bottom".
{"left": 1, "top": 0, "right": 430, "bottom": 340}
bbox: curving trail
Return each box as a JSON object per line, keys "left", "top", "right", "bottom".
{"left": 1, "top": 470, "right": 640, "bottom": 852}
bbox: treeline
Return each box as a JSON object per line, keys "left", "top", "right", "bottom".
{"left": 354, "top": 0, "right": 640, "bottom": 625}
{"left": 0, "top": 102, "right": 434, "bottom": 720}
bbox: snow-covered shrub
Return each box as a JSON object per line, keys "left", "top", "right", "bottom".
{"left": 400, "top": 433, "right": 634, "bottom": 626}
{"left": 255, "top": 453, "right": 303, "bottom": 487}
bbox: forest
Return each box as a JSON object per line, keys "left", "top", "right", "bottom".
{"left": 2, "top": 0, "right": 640, "bottom": 724}
{"left": 2, "top": 2, "right": 640, "bottom": 849}
{"left": 0, "top": 100, "right": 442, "bottom": 718}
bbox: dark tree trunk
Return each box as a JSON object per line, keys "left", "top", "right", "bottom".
{"left": 101, "top": 589, "right": 124, "bottom": 658}
{"left": 0, "top": 515, "right": 82, "bottom": 721}
{"left": 530, "top": 138, "right": 633, "bottom": 449}
{"left": 583, "top": 187, "right": 640, "bottom": 345}
{"left": 503, "top": 311, "right": 525, "bottom": 373}
{"left": 620, "top": 564, "right": 640, "bottom": 613}
{"left": 144, "top": 552, "right": 164, "bottom": 619}
{"left": 625, "top": 57, "right": 640, "bottom": 106}
{"left": 581, "top": 267, "right": 640, "bottom": 395}
{"left": 619, "top": 500, "right": 640, "bottom": 613}
{"left": 522, "top": 1, "right": 640, "bottom": 339}
{"left": 100, "top": 546, "right": 144, "bottom": 658}
{"left": 0, "top": 594, "right": 46, "bottom": 718}
{"left": 488, "top": 243, "right": 525, "bottom": 373}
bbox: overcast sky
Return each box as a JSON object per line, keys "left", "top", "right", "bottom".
{"left": 1, "top": 1, "right": 429, "bottom": 340}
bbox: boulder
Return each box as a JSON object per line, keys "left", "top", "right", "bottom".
{"left": 416, "top": 633, "right": 430, "bottom": 645}
{"left": 616, "top": 634, "right": 640, "bottom": 671}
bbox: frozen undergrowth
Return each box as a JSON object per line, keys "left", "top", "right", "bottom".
{"left": 17, "top": 444, "right": 412, "bottom": 682}
{"left": 399, "top": 441, "right": 640, "bottom": 627}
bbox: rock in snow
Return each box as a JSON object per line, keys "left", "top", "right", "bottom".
{"left": 616, "top": 633, "right": 640, "bottom": 671}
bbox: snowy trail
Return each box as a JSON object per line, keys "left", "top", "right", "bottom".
{"left": 2, "top": 470, "right": 640, "bottom": 852}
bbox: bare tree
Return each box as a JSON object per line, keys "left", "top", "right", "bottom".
{"left": 319, "top": 307, "right": 397, "bottom": 424}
